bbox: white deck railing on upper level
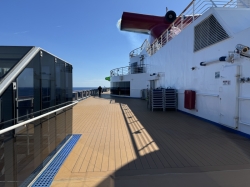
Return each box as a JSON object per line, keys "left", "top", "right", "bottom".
{"left": 129, "top": 40, "right": 150, "bottom": 58}
{"left": 110, "top": 64, "right": 148, "bottom": 77}
{"left": 130, "top": 0, "right": 250, "bottom": 57}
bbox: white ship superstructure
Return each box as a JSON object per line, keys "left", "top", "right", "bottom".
{"left": 111, "top": 0, "right": 250, "bottom": 135}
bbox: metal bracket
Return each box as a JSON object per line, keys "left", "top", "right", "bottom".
{"left": 13, "top": 82, "right": 16, "bottom": 90}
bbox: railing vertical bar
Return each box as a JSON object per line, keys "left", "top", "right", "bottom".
{"left": 27, "top": 123, "right": 30, "bottom": 155}
{"left": 161, "top": 36, "right": 163, "bottom": 48}
{"left": 181, "top": 16, "right": 183, "bottom": 29}
{"left": 193, "top": 0, "right": 195, "bottom": 22}
{"left": 238, "top": 0, "right": 250, "bottom": 7}
{"left": 210, "top": 0, "right": 217, "bottom": 7}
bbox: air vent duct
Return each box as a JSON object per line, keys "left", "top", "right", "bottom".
{"left": 194, "top": 15, "right": 229, "bottom": 52}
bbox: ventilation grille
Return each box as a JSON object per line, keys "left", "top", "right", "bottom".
{"left": 194, "top": 15, "right": 229, "bottom": 52}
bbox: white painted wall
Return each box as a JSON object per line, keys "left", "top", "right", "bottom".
{"left": 143, "top": 8, "right": 250, "bottom": 134}
{"left": 111, "top": 73, "right": 155, "bottom": 98}
{"left": 215, "top": 8, "right": 250, "bottom": 34}
{"left": 130, "top": 55, "right": 140, "bottom": 65}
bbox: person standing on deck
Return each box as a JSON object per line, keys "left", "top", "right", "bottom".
{"left": 98, "top": 86, "right": 102, "bottom": 97}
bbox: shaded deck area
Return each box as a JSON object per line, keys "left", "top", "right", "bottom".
{"left": 52, "top": 93, "right": 250, "bottom": 187}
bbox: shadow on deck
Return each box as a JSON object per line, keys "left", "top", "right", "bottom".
{"left": 52, "top": 93, "right": 250, "bottom": 187}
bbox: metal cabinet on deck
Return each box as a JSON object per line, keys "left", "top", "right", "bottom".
{"left": 151, "top": 89, "right": 164, "bottom": 111}
{"left": 148, "top": 88, "right": 177, "bottom": 111}
{"left": 165, "top": 89, "right": 177, "bottom": 110}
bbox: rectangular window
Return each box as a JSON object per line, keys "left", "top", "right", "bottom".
{"left": 111, "top": 81, "right": 130, "bottom": 96}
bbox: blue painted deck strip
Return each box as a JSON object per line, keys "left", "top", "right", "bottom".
{"left": 32, "top": 134, "right": 81, "bottom": 187}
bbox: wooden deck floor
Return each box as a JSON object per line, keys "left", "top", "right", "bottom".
{"left": 52, "top": 93, "right": 250, "bottom": 187}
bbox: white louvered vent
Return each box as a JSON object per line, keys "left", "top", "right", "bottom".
{"left": 194, "top": 15, "right": 229, "bottom": 52}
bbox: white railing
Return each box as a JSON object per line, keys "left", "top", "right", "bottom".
{"left": 129, "top": 39, "right": 150, "bottom": 58}
{"left": 73, "top": 88, "right": 110, "bottom": 100}
{"left": 110, "top": 64, "right": 148, "bottom": 77}
{"left": 0, "top": 87, "right": 111, "bottom": 139}
{"left": 0, "top": 101, "right": 78, "bottom": 135}
{"left": 145, "top": 0, "right": 249, "bottom": 56}
{"left": 73, "top": 90, "right": 97, "bottom": 100}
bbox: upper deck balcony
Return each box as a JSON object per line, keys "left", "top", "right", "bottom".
{"left": 124, "top": 0, "right": 250, "bottom": 57}
{"left": 110, "top": 64, "right": 148, "bottom": 77}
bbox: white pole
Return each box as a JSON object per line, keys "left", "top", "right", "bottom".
{"left": 161, "top": 36, "right": 163, "bottom": 48}
{"left": 193, "top": 0, "right": 195, "bottom": 22}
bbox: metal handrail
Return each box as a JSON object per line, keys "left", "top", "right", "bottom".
{"left": 0, "top": 101, "right": 78, "bottom": 135}
{"left": 0, "top": 47, "right": 40, "bottom": 96}
{"left": 145, "top": 0, "right": 249, "bottom": 56}
{"left": 129, "top": 39, "right": 150, "bottom": 58}
{"left": 110, "top": 64, "right": 148, "bottom": 77}
{"left": 73, "top": 88, "right": 110, "bottom": 100}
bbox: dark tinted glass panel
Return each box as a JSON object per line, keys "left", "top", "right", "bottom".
{"left": 0, "top": 85, "right": 14, "bottom": 129}
{"left": 111, "top": 81, "right": 130, "bottom": 96}
{"left": 56, "top": 60, "right": 66, "bottom": 105}
{"left": 17, "top": 67, "right": 34, "bottom": 121}
{"left": 17, "top": 68, "right": 34, "bottom": 96}
{"left": 0, "top": 47, "right": 73, "bottom": 186}
{"left": 15, "top": 53, "right": 40, "bottom": 123}
{"left": 41, "top": 51, "right": 55, "bottom": 110}
{"left": 0, "top": 112, "right": 72, "bottom": 186}
{"left": 65, "top": 64, "right": 72, "bottom": 101}
{"left": 0, "top": 46, "right": 32, "bottom": 81}
{"left": 32, "top": 54, "right": 41, "bottom": 116}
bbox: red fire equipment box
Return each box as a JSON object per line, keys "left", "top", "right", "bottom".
{"left": 184, "top": 90, "right": 196, "bottom": 109}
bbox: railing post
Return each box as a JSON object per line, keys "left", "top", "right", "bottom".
{"left": 193, "top": 0, "right": 195, "bottom": 22}
{"left": 167, "top": 31, "right": 169, "bottom": 43}
{"left": 161, "top": 36, "right": 163, "bottom": 48}
{"left": 238, "top": 0, "right": 250, "bottom": 8}
{"left": 210, "top": 0, "right": 217, "bottom": 7}
{"left": 181, "top": 15, "right": 183, "bottom": 30}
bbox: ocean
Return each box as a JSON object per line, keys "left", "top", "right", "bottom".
{"left": 18, "top": 87, "right": 104, "bottom": 95}
{"left": 73, "top": 87, "right": 98, "bottom": 91}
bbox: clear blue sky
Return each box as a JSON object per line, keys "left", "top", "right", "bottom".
{"left": 0, "top": 0, "right": 191, "bottom": 87}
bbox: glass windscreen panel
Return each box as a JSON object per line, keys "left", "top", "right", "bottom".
{"left": 17, "top": 68, "right": 34, "bottom": 122}
{"left": 0, "top": 109, "right": 72, "bottom": 186}
{"left": 111, "top": 81, "right": 130, "bottom": 96}
{"left": 65, "top": 64, "right": 72, "bottom": 101}
{"left": 0, "top": 46, "right": 32, "bottom": 81}
{"left": 56, "top": 60, "right": 66, "bottom": 105}
{"left": 41, "top": 52, "right": 55, "bottom": 111}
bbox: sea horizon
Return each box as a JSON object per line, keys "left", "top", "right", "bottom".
{"left": 73, "top": 87, "right": 108, "bottom": 91}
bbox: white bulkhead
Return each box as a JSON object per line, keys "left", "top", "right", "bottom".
{"left": 142, "top": 8, "right": 250, "bottom": 134}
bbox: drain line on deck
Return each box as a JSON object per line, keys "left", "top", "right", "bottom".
{"left": 27, "top": 134, "right": 81, "bottom": 187}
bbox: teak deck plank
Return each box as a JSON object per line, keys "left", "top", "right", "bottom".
{"left": 52, "top": 93, "right": 250, "bottom": 187}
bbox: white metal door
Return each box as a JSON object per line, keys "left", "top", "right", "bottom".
{"left": 150, "top": 80, "right": 155, "bottom": 89}
{"left": 219, "top": 65, "right": 239, "bottom": 128}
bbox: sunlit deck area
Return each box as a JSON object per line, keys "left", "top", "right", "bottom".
{"left": 52, "top": 93, "right": 250, "bottom": 187}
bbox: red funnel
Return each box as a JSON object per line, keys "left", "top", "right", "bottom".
{"left": 120, "top": 12, "right": 173, "bottom": 43}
